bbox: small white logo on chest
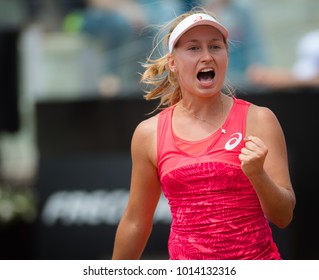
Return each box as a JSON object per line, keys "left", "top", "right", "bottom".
{"left": 225, "top": 132, "right": 243, "bottom": 150}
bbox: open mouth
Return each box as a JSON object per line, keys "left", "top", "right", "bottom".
{"left": 197, "top": 68, "right": 215, "bottom": 82}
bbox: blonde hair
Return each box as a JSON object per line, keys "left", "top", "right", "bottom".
{"left": 140, "top": 6, "right": 234, "bottom": 112}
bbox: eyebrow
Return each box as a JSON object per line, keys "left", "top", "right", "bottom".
{"left": 184, "top": 38, "right": 223, "bottom": 44}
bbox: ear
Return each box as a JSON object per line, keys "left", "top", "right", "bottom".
{"left": 168, "top": 54, "right": 176, "bottom": 72}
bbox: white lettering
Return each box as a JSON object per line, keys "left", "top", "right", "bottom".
{"left": 41, "top": 190, "right": 171, "bottom": 226}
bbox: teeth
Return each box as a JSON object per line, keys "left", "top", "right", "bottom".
{"left": 200, "top": 68, "right": 213, "bottom": 72}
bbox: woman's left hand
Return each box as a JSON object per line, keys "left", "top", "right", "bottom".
{"left": 239, "top": 135, "right": 268, "bottom": 178}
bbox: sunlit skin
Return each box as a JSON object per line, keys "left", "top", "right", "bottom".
{"left": 167, "top": 25, "right": 231, "bottom": 142}
{"left": 168, "top": 25, "right": 228, "bottom": 106}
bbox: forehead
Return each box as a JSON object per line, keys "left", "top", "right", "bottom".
{"left": 179, "top": 25, "right": 224, "bottom": 43}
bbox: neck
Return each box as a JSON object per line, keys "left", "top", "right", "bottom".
{"left": 178, "top": 95, "right": 225, "bottom": 128}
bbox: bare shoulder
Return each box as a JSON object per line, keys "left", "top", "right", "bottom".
{"left": 133, "top": 114, "right": 158, "bottom": 142}
{"left": 247, "top": 103, "right": 278, "bottom": 122}
{"left": 131, "top": 114, "right": 159, "bottom": 165}
{"left": 246, "top": 103, "right": 282, "bottom": 136}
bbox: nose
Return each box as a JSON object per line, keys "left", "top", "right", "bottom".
{"left": 200, "top": 47, "right": 213, "bottom": 62}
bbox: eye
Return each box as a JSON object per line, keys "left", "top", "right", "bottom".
{"left": 188, "top": 46, "right": 200, "bottom": 51}
{"left": 209, "top": 44, "right": 221, "bottom": 50}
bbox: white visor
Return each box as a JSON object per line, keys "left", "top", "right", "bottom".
{"left": 168, "top": 13, "right": 229, "bottom": 53}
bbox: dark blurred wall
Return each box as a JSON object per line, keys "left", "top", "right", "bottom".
{"left": 0, "top": 29, "right": 19, "bottom": 133}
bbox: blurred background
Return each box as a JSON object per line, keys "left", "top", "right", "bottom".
{"left": 0, "top": 0, "right": 318, "bottom": 260}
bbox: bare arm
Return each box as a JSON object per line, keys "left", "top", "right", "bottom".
{"left": 239, "top": 105, "right": 296, "bottom": 228}
{"left": 112, "top": 116, "right": 162, "bottom": 259}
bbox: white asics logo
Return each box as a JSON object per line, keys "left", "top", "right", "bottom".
{"left": 225, "top": 133, "right": 243, "bottom": 151}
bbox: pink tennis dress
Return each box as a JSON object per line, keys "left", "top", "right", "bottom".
{"left": 157, "top": 97, "right": 281, "bottom": 260}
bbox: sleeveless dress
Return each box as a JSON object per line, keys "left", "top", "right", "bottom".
{"left": 157, "top": 97, "right": 281, "bottom": 260}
